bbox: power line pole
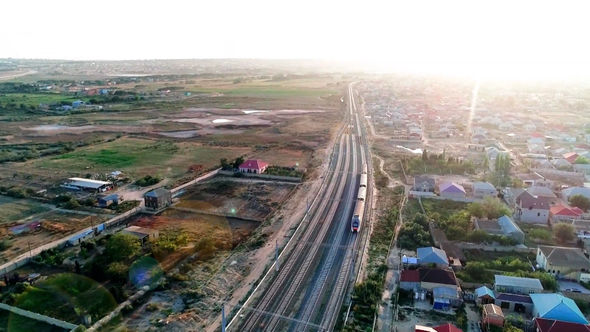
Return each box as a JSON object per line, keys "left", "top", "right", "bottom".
{"left": 221, "top": 303, "right": 226, "bottom": 332}
{"left": 275, "top": 240, "right": 280, "bottom": 272}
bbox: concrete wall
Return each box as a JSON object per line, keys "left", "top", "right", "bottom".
{"left": 518, "top": 208, "right": 549, "bottom": 224}
{"left": 218, "top": 170, "right": 302, "bottom": 182}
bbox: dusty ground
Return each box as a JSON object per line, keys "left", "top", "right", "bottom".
{"left": 116, "top": 103, "right": 342, "bottom": 332}
{"left": 0, "top": 209, "right": 109, "bottom": 264}
{"left": 175, "top": 179, "right": 295, "bottom": 221}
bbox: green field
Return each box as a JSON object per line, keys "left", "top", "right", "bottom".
{"left": 0, "top": 196, "right": 50, "bottom": 224}
{"left": 34, "top": 137, "right": 250, "bottom": 179}
{"left": 0, "top": 93, "right": 89, "bottom": 107}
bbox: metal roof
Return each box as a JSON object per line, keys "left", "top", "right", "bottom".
{"left": 538, "top": 246, "right": 590, "bottom": 270}
{"left": 475, "top": 286, "right": 495, "bottom": 299}
{"left": 67, "top": 177, "right": 111, "bottom": 189}
{"left": 145, "top": 188, "right": 170, "bottom": 198}
{"left": 498, "top": 215, "right": 523, "bottom": 235}
{"left": 417, "top": 247, "right": 449, "bottom": 265}
{"left": 530, "top": 293, "right": 589, "bottom": 324}
{"left": 494, "top": 275, "right": 543, "bottom": 290}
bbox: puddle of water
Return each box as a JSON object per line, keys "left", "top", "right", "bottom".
{"left": 396, "top": 145, "right": 423, "bottom": 154}
{"left": 242, "top": 110, "right": 269, "bottom": 114}
{"left": 212, "top": 119, "right": 233, "bottom": 124}
{"left": 158, "top": 130, "right": 199, "bottom": 138}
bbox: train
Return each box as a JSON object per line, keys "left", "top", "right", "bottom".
{"left": 351, "top": 163, "right": 368, "bottom": 232}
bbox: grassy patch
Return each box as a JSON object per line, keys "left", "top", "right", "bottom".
{"left": 14, "top": 273, "right": 117, "bottom": 324}
{"left": 0, "top": 196, "right": 50, "bottom": 224}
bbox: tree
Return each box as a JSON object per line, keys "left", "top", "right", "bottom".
{"left": 554, "top": 223, "right": 575, "bottom": 244}
{"left": 104, "top": 234, "right": 141, "bottom": 262}
{"left": 232, "top": 156, "right": 245, "bottom": 169}
{"left": 468, "top": 197, "right": 511, "bottom": 219}
{"left": 569, "top": 194, "right": 590, "bottom": 212}
{"left": 220, "top": 158, "right": 230, "bottom": 170}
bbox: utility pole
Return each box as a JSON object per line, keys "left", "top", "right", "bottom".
{"left": 221, "top": 304, "right": 226, "bottom": 332}
{"left": 275, "top": 240, "right": 280, "bottom": 271}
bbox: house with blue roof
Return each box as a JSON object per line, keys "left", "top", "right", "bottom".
{"left": 530, "top": 293, "right": 589, "bottom": 324}
{"left": 475, "top": 286, "right": 495, "bottom": 305}
{"left": 417, "top": 247, "right": 449, "bottom": 267}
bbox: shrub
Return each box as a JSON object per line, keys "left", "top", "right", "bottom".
{"left": 134, "top": 175, "right": 161, "bottom": 187}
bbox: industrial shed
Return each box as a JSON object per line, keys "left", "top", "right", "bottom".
{"left": 62, "top": 177, "right": 112, "bottom": 193}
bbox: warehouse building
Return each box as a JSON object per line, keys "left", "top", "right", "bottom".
{"left": 62, "top": 177, "right": 112, "bottom": 193}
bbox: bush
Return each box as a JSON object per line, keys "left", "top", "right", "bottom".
{"left": 553, "top": 223, "right": 575, "bottom": 243}
{"left": 569, "top": 194, "right": 590, "bottom": 212}
{"left": 104, "top": 233, "right": 141, "bottom": 262}
{"left": 467, "top": 197, "right": 511, "bottom": 219}
{"left": 134, "top": 175, "right": 161, "bottom": 187}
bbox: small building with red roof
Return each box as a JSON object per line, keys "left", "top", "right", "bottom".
{"left": 550, "top": 204, "right": 584, "bottom": 222}
{"left": 400, "top": 269, "right": 420, "bottom": 291}
{"left": 238, "top": 159, "right": 268, "bottom": 174}
{"left": 563, "top": 152, "right": 579, "bottom": 164}
{"left": 415, "top": 323, "right": 463, "bottom": 332}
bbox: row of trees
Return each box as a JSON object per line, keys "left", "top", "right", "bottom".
{"left": 220, "top": 156, "right": 245, "bottom": 170}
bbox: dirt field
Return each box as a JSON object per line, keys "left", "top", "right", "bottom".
{"left": 175, "top": 179, "right": 295, "bottom": 221}
{"left": 0, "top": 210, "right": 108, "bottom": 264}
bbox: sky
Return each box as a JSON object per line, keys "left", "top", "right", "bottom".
{"left": 3, "top": 0, "right": 590, "bottom": 80}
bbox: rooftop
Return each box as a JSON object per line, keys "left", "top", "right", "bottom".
{"left": 67, "top": 177, "right": 111, "bottom": 189}
{"left": 495, "top": 275, "right": 543, "bottom": 290}
{"left": 239, "top": 159, "right": 268, "bottom": 170}
{"left": 419, "top": 268, "right": 458, "bottom": 286}
{"left": 483, "top": 303, "right": 504, "bottom": 318}
{"left": 475, "top": 286, "right": 495, "bottom": 299}
{"left": 538, "top": 246, "right": 590, "bottom": 270}
{"left": 145, "top": 187, "right": 170, "bottom": 198}
{"left": 495, "top": 293, "right": 532, "bottom": 303}
{"left": 417, "top": 247, "right": 449, "bottom": 265}
{"left": 530, "top": 293, "right": 588, "bottom": 324}
{"left": 534, "top": 318, "right": 590, "bottom": 332}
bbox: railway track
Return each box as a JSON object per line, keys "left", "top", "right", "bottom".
{"left": 233, "top": 84, "right": 368, "bottom": 331}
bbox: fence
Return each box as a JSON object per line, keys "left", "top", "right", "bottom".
{"left": 0, "top": 303, "right": 78, "bottom": 331}
{"left": 218, "top": 170, "right": 302, "bottom": 182}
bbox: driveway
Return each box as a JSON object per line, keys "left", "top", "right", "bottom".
{"left": 558, "top": 280, "right": 590, "bottom": 294}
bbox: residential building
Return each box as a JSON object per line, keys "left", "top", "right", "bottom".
{"left": 414, "top": 175, "right": 436, "bottom": 192}
{"left": 494, "top": 275, "right": 544, "bottom": 294}
{"left": 238, "top": 159, "right": 268, "bottom": 174}
{"left": 482, "top": 303, "right": 504, "bottom": 329}
{"left": 473, "top": 182, "right": 497, "bottom": 199}
{"left": 550, "top": 204, "right": 584, "bottom": 223}
{"left": 417, "top": 247, "right": 449, "bottom": 267}
{"left": 433, "top": 286, "right": 460, "bottom": 310}
{"left": 439, "top": 182, "right": 466, "bottom": 199}
{"left": 415, "top": 323, "right": 463, "bottom": 332}
{"left": 536, "top": 246, "right": 590, "bottom": 282}
{"left": 474, "top": 215, "right": 525, "bottom": 244}
{"left": 495, "top": 293, "right": 533, "bottom": 313}
{"left": 561, "top": 186, "right": 590, "bottom": 201}
{"left": 475, "top": 286, "right": 495, "bottom": 305}
{"left": 530, "top": 293, "right": 589, "bottom": 324}
{"left": 419, "top": 268, "right": 460, "bottom": 291}
{"left": 98, "top": 194, "right": 118, "bottom": 208}
{"left": 563, "top": 152, "right": 579, "bottom": 164}
{"left": 533, "top": 318, "right": 590, "bottom": 332}
{"left": 515, "top": 191, "right": 551, "bottom": 224}
{"left": 400, "top": 269, "right": 420, "bottom": 291}
{"left": 144, "top": 188, "right": 172, "bottom": 210}
{"left": 121, "top": 226, "right": 159, "bottom": 245}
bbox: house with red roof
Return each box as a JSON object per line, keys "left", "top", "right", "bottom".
{"left": 550, "top": 204, "right": 584, "bottom": 223}
{"left": 534, "top": 318, "right": 590, "bottom": 332}
{"left": 238, "top": 159, "right": 268, "bottom": 174}
{"left": 415, "top": 323, "right": 462, "bottom": 332}
{"left": 563, "top": 152, "right": 579, "bottom": 164}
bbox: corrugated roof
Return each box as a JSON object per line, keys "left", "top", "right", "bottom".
{"left": 238, "top": 159, "right": 268, "bottom": 170}
{"left": 400, "top": 269, "right": 420, "bottom": 282}
{"left": 420, "top": 268, "right": 457, "bottom": 286}
{"left": 67, "top": 177, "right": 111, "bottom": 189}
{"left": 496, "top": 293, "right": 532, "bottom": 303}
{"left": 495, "top": 275, "right": 543, "bottom": 290}
{"left": 535, "top": 318, "right": 590, "bottom": 332}
{"left": 475, "top": 286, "right": 495, "bottom": 299}
{"left": 439, "top": 182, "right": 466, "bottom": 194}
{"left": 530, "top": 293, "right": 588, "bottom": 324}
{"left": 474, "top": 182, "right": 495, "bottom": 191}
{"left": 498, "top": 215, "right": 523, "bottom": 235}
{"left": 417, "top": 247, "right": 449, "bottom": 265}
{"left": 483, "top": 303, "right": 504, "bottom": 317}
{"left": 433, "top": 286, "right": 458, "bottom": 298}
